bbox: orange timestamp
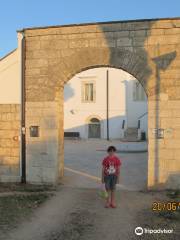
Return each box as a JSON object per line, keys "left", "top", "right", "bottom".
{"left": 152, "top": 201, "right": 180, "bottom": 211}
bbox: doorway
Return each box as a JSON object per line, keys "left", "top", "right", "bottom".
{"left": 88, "top": 118, "right": 101, "bottom": 138}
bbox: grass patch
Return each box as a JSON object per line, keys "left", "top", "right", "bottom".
{"left": 166, "top": 189, "right": 180, "bottom": 199}
{"left": 158, "top": 209, "right": 180, "bottom": 220}
{"left": 0, "top": 193, "right": 51, "bottom": 234}
{"left": 0, "top": 183, "right": 57, "bottom": 193}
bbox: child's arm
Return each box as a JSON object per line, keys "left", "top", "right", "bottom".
{"left": 117, "top": 166, "right": 120, "bottom": 184}
{"left": 101, "top": 167, "right": 105, "bottom": 183}
{"left": 117, "top": 158, "right": 121, "bottom": 184}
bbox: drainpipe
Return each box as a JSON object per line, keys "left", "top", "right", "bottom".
{"left": 20, "top": 31, "right": 26, "bottom": 183}
{"left": 106, "top": 69, "right": 109, "bottom": 140}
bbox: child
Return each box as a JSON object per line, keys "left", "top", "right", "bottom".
{"left": 101, "top": 146, "right": 121, "bottom": 208}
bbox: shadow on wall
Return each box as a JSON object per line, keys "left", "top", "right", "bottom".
{"left": 100, "top": 22, "right": 153, "bottom": 92}
{"left": 100, "top": 22, "right": 177, "bottom": 188}
{"left": 152, "top": 51, "right": 176, "bottom": 185}
{"left": 64, "top": 114, "right": 129, "bottom": 139}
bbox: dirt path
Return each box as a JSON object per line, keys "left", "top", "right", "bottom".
{"left": 3, "top": 187, "right": 138, "bottom": 240}
{"left": 2, "top": 182, "right": 179, "bottom": 240}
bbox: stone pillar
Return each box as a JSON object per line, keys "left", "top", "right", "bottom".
{"left": 55, "top": 87, "right": 64, "bottom": 179}
{"left": 148, "top": 98, "right": 180, "bottom": 189}
{"left": 26, "top": 101, "right": 59, "bottom": 183}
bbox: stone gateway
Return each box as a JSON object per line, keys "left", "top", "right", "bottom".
{"left": 1, "top": 17, "right": 180, "bottom": 189}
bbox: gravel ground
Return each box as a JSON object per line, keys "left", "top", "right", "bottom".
{"left": 1, "top": 186, "right": 179, "bottom": 240}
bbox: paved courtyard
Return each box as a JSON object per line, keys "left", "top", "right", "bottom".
{"left": 64, "top": 139, "right": 148, "bottom": 191}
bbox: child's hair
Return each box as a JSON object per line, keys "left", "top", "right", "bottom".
{"left": 107, "top": 146, "right": 117, "bottom": 152}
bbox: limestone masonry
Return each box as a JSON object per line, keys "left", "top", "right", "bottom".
{"left": 1, "top": 18, "right": 180, "bottom": 189}
{"left": 0, "top": 104, "right": 20, "bottom": 182}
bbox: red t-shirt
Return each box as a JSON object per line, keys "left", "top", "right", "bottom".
{"left": 102, "top": 155, "right": 121, "bottom": 176}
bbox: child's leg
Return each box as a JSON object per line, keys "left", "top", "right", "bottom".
{"left": 110, "top": 175, "right": 117, "bottom": 207}
{"left": 105, "top": 190, "right": 111, "bottom": 207}
{"left": 111, "top": 190, "right": 116, "bottom": 206}
{"left": 104, "top": 176, "right": 111, "bottom": 207}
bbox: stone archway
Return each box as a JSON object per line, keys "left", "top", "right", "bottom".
{"left": 23, "top": 18, "right": 180, "bottom": 189}
{"left": 49, "top": 48, "right": 151, "bottom": 94}
{"left": 50, "top": 48, "right": 151, "bottom": 182}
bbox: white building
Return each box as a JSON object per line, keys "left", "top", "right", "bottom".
{"left": 64, "top": 67, "right": 148, "bottom": 140}
{"left": 0, "top": 49, "right": 147, "bottom": 141}
{"left": 0, "top": 49, "right": 20, "bottom": 104}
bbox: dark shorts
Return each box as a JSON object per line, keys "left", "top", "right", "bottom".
{"left": 104, "top": 175, "right": 117, "bottom": 191}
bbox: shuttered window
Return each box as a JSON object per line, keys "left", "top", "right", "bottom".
{"left": 82, "top": 82, "right": 95, "bottom": 102}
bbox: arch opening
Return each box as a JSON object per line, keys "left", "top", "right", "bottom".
{"left": 63, "top": 67, "right": 148, "bottom": 191}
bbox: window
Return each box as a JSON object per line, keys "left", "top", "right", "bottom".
{"left": 133, "top": 81, "right": 146, "bottom": 101}
{"left": 82, "top": 82, "right": 95, "bottom": 102}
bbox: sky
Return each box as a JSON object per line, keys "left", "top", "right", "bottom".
{"left": 0, "top": 0, "right": 180, "bottom": 57}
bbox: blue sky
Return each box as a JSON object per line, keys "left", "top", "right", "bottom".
{"left": 0, "top": 0, "right": 180, "bottom": 57}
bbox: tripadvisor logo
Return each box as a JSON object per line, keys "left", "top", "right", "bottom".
{"left": 135, "top": 227, "right": 143, "bottom": 236}
{"left": 135, "top": 227, "right": 173, "bottom": 236}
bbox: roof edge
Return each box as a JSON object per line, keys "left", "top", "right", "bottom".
{"left": 0, "top": 49, "right": 17, "bottom": 62}
{"left": 17, "top": 16, "right": 180, "bottom": 32}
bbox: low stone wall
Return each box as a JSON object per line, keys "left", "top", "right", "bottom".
{"left": 0, "top": 104, "right": 21, "bottom": 182}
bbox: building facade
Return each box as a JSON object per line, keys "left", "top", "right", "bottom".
{"left": 0, "top": 49, "right": 21, "bottom": 182}
{"left": 64, "top": 67, "right": 147, "bottom": 139}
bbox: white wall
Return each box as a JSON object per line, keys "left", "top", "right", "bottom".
{"left": 140, "top": 114, "right": 148, "bottom": 133}
{"left": 64, "top": 67, "right": 148, "bottom": 139}
{"left": 0, "top": 52, "right": 148, "bottom": 139}
{"left": 0, "top": 49, "right": 20, "bottom": 104}
{"left": 125, "top": 79, "right": 147, "bottom": 128}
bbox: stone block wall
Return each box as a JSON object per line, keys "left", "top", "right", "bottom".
{"left": 23, "top": 18, "right": 180, "bottom": 188}
{"left": 0, "top": 104, "right": 21, "bottom": 182}
{"left": 26, "top": 101, "right": 60, "bottom": 183}
{"left": 148, "top": 99, "right": 180, "bottom": 189}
